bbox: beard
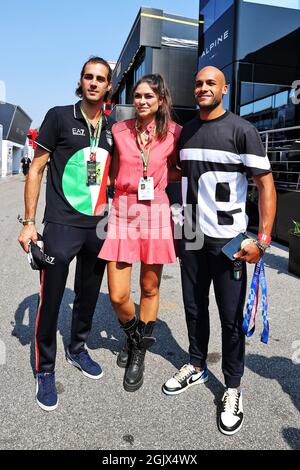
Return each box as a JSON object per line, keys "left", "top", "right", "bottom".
{"left": 198, "top": 98, "right": 222, "bottom": 111}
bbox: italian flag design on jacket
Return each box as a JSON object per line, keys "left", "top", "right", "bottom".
{"left": 62, "top": 146, "right": 110, "bottom": 216}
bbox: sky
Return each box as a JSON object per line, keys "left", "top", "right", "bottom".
{"left": 0, "top": 0, "right": 199, "bottom": 128}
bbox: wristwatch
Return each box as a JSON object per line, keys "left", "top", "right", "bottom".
{"left": 17, "top": 215, "right": 35, "bottom": 226}
{"left": 255, "top": 240, "right": 270, "bottom": 255}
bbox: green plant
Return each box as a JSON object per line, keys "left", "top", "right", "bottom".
{"left": 290, "top": 220, "right": 300, "bottom": 236}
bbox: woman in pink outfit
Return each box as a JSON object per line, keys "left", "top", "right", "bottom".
{"left": 99, "top": 74, "right": 181, "bottom": 392}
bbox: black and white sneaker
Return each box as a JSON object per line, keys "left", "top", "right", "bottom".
{"left": 218, "top": 388, "right": 244, "bottom": 435}
{"left": 162, "top": 363, "right": 208, "bottom": 396}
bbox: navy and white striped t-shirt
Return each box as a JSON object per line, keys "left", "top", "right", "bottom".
{"left": 179, "top": 111, "right": 271, "bottom": 239}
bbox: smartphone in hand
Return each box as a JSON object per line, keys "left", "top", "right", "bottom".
{"left": 222, "top": 233, "right": 248, "bottom": 261}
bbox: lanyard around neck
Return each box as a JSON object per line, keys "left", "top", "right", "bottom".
{"left": 135, "top": 119, "right": 156, "bottom": 177}
{"left": 80, "top": 106, "right": 103, "bottom": 161}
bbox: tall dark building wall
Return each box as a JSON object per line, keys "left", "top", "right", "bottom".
{"left": 237, "top": 2, "right": 300, "bottom": 68}
{"left": 0, "top": 103, "right": 32, "bottom": 145}
{"left": 112, "top": 6, "right": 198, "bottom": 117}
{"left": 152, "top": 47, "right": 197, "bottom": 108}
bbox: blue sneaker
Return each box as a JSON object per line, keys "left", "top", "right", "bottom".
{"left": 162, "top": 363, "right": 208, "bottom": 395}
{"left": 66, "top": 347, "right": 103, "bottom": 379}
{"left": 36, "top": 372, "right": 58, "bottom": 411}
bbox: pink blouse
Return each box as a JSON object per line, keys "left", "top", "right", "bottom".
{"left": 112, "top": 119, "right": 182, "bottom": 195}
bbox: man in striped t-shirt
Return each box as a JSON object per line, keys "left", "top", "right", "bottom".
{"left": 163, "top": 66, "right": 276, "bottom": 436}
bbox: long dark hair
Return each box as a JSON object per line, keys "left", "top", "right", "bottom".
{"left": 76, "top": 56, "right": 112, "bottom": 101}
{"left": 133, "top": 74, "right": 173, "bottom": 140}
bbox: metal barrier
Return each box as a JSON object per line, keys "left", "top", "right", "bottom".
{"left": 247, "top": 126, "right": 300, "bottom": 244}
{"left": 259, "top": 126, "right": 300, "bottom": 191}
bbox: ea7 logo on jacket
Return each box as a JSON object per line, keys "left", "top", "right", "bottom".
{"left": 45, "top": 255, "right": 55, "bottom": 265}
{"left": 72, "top": 128, "right": 86, "bottom": 136}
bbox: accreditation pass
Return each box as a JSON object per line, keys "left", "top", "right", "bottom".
{"left": 138, "top": 176, "right": 154, "bottom": 200}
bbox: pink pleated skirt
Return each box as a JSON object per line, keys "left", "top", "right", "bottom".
{"left": 99, "top": 191, "right": 176, "bottom": 264}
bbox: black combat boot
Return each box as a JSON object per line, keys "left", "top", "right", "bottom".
{"left": 117, "top": 317, "right": 137, "bottom": 368}
{"left": 123, "top": 320, "right": 156, "bottom": 392}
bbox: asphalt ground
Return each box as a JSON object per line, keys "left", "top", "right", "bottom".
{"left": 0, "top": 174, "right": 299, "bottom": 451}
